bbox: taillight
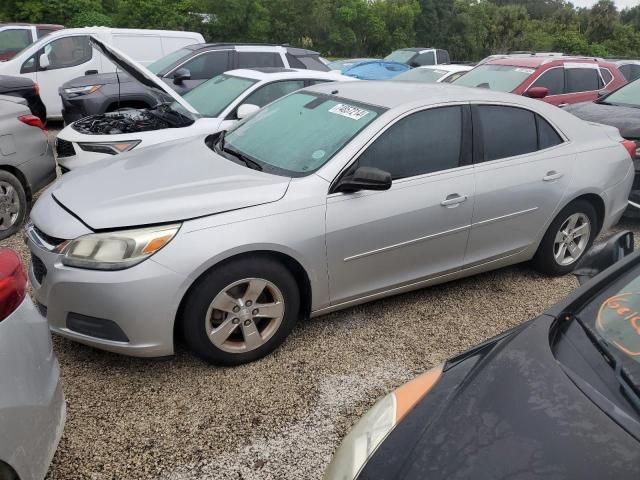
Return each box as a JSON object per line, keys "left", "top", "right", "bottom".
{"left": 0, "top": 248, "right": 27, "bottom": 322}
{"left": 621, "top": 139, "right": 637, "bottom": 160}
{"left": 33, "top": 82, "right": 39, "bottom": 97}
{"left": 18, "top": 114, "right": 45, "bottom": 131}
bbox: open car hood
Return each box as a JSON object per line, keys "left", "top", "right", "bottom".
{"left": 89, "top": 36, "right": 198, "bottom": 115}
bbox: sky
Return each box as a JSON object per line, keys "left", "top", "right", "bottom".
{"left": 571, "top": 0, "right": 639, "bottom": 8}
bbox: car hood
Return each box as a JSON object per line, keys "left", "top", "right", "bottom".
{"left": 565, "top": 101, "right": 640, "bottom": 139}
{"left": 62, "top": 71, "right": 135, "bottom": 89}
{"left": 47, "top": 135, "right": 291, "bottom": 230}
{"left": 89, "top": 36, "right": 197, "bottom": 115}
{"left": 362, "top": 316, "right": 640, "bottom": 479}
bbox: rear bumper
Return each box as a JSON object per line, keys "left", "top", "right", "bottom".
{"left": 0, "top": 296, "right": 65, "bottom": 480}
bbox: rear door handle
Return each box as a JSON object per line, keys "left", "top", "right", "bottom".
{"left": 441, "top": 194, "right": 468, "bottom": 207}
{"left": 543, "top": 171, "right": 563, "bottom": 182}
{"left": 558, "top": 103, "right": 569, "bottom": 107}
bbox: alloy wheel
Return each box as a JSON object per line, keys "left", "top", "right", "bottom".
{"left": 0, "top": 181, "right": 20, "bottom": 231}
{"left": 205, "top": 278, "right": 285, "bottom": 353}
{"left": 553, "top": 213, "right": 591, "bottom": 266}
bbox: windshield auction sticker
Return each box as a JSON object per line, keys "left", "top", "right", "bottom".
{"left": 515, "top": 68, "right": 535, "bottom": 74}
{"left": 596, "top": 292, "right": 640, "bottom": 362}
{"left": 329, "top": 104, "right": 370, "bottom": 121}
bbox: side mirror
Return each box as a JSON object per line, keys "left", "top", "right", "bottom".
{"left": 236, "top": 103, "right": 260, "bottom": 120}
{"left": 39, "top": 53, "right": 50, "bottom": 70}
{"left": 573, "top": 231, "right": 634, "bottom": 285}
{"left": 597, "top": 90, "right": 611, "bottom": 99}
{"left": 526, "top": 86, "right": 548, "bottom": 99}
{"left": 335, "top": 166, "right": 392, "bottom": 193}
{"left": 173, "top": 68, "right": 191, "bottom": 85}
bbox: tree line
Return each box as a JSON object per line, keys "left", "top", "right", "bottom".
{"left": 2, "top": 0, "right": 640, "bottom": 61}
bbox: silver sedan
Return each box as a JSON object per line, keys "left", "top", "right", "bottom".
{"left": 0, "top": 248, "right": 65, "bottom": 479}
{"left": 26, "top": 82, "right": 633, "bottom": 365}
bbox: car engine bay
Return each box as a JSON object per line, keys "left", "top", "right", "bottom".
{"left": 71, "top": 105, "right": 193, "bottom": 135}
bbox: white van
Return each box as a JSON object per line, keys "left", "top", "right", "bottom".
{"left": 0, "top": 27, "right": 204, "bottom": 119}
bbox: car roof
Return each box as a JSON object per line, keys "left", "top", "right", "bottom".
{"left": 306, "top": 81, "right": 536, "bottom": 109}
{"left": 487, "top": 56, "right": 603, "bottom": 68}
{"left": 0, "top": 23, "right": 64, "bottom": 28}
{"left": 226, "top": 68, "right": 347, "bottom": 81}
{"left": 190, "top": 43, "right": 320, "bottom": 56}
{"left": 417, "top": 64, "right": 473, "bottom": 73}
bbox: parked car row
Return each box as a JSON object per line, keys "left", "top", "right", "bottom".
{"left": 3, "top": 33, "right": 640, "bottom": 479}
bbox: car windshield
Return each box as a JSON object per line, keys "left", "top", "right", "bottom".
{"left": 384, "top": 50, "right": 416, "bottom": 64}
{"left": 147, "top": 48, "right": 192, "bottom": 75}
{"left": 220, "top": 92, "right": 385, "bottom": 176}
{"left": 578, "top": 268, "right": 640, "bottom": 374}
{"left": 602, "top": 79, "right": 640, "bottom": 108}
{"left": 393, "top": 68, "right": 447, "bottom": 83}
{"left": 179, "top": 73, "right": 258, "bottom": 117}
{"left": 454, "top": 64, "right": 534, "bottom": 92}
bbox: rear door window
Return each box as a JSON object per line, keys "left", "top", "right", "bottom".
{"left": 357, "top": 106, "right": 463, "bottom": 179}
{"left": 238, "top": 52, "right": 284, "bottom": 69}
{"left": 436, "top": 50, "right": 450, "bottom": 64}
{"left": 566, "top": 67, "right": 600, "bottom": 93}
{"left": 530, "top": 67, "right": 564, "bottom": 95}
{"left": 475, "top": 105, "right": 538, "bottom": 162}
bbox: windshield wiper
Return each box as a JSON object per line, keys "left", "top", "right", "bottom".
{"left": 213, "top": 133, "right": 262, "bottom": 171}
{"left": 570, "top": 313, "right": 640, "bottom": 412}
{"left": 223, "top": 145, "right": 263, "bottom": 171}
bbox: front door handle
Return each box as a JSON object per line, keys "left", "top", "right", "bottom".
{"left": 441, "top": 194, "right": 468, "bottom": 207}
{"left": 543, "top": 171, "right": 563, "bottom": 182}
{"left": 558, "top": 103, "right": 569, "bottom": 107}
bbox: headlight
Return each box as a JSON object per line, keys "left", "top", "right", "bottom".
{"left": 61, "top": 224, "right": 180, "bottom": 270}
{"left": 78, "top": 140, "right": 141, "bottom": 155}
{"left": 64, "top": 85, "right": 102, "bottom": 95}
{"left": 324, "top": 365, "right": 443, "bottom": 480}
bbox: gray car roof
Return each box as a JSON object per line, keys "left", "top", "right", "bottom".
{"left": 306, "top": 81, "right": 533, "bottom": 109}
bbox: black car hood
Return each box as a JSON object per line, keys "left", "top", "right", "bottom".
{"left": 565, "top": 101, "right": 640, "bottom": 139}
{"left": 0, "top": 74, "right": 34, "bottom": 92}
{"left": 62, "top": 72, "right": 135, "bottom": 88}
{"left": 360, "top": 316, "right": 640, "bottom": 480}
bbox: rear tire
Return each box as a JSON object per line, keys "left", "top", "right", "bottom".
{"left": 181, "top": 256, "right": 300, "bottom": 366}
{"left": 532, "top": 199, "right": 597, "bottom": 276}
{"left": 0, "top": 171, "right": 27, "bottom": 240}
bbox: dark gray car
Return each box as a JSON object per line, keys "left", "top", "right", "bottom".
{"left": 59, "top": 43, "right": 330, "bottom": 124}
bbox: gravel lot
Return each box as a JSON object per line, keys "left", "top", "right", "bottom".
{"left": 4, "top": 126, "right": 639, "bottom": 479}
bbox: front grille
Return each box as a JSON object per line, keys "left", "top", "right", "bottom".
{"left": 56, "top": 138, "right": 76, "bottom": 158}
{"left": 31, "top": 253, "right": 47, "bottom": 284}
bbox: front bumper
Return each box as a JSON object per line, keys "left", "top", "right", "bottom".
{"left": 0, "top": 295, "right": 65, "bottom": 480}
{"left": 26, "top": 224, "right": 187, "bottom": 357}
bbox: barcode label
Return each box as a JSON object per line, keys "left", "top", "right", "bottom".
{"left": 329, "top": 103, "right": 370, "bottom": 120}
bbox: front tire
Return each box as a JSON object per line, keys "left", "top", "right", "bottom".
{"left": 0, "top": 171, "right": 27, "bottom": 240}
{"left": 181, "top": 256, "right": 300, "bottom": 366}
{"left": 532, "top": 199, "right": 597, "bottom": 276}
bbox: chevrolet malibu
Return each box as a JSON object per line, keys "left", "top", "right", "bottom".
{"left": 26, "top": 82, "right": 634, "bottom": 365}
{"left": 325, "top": 232, "right": 640, "bottom": 480}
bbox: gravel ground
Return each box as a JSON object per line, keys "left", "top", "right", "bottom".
{"left": 3, "top": 126, "right": 639, "bottom": 479}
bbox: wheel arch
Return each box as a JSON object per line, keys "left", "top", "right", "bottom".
{"left": 0, "top": 164, "right": 31, "bottom": 201}
{"left": 173, "top": 249, "right": 314, "bottom": 342}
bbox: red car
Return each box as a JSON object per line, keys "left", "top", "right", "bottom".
{"left": 455, "top": 55, "right": 626, "bottom": 106}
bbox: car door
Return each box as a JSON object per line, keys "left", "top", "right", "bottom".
{"left": 550, "top": 63, "right": 603, "bottom": 106}
{"left": 325, "top": 104, "right": 475, "bottom": 305}
{"left": 465, "top": 104, "right": 574, "bottom": 266}
{"left": 163, "top": 50, "right": 231, "bottom": 94}
{"left": 24, "top": 35, "right": 99, "bottom": 117}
